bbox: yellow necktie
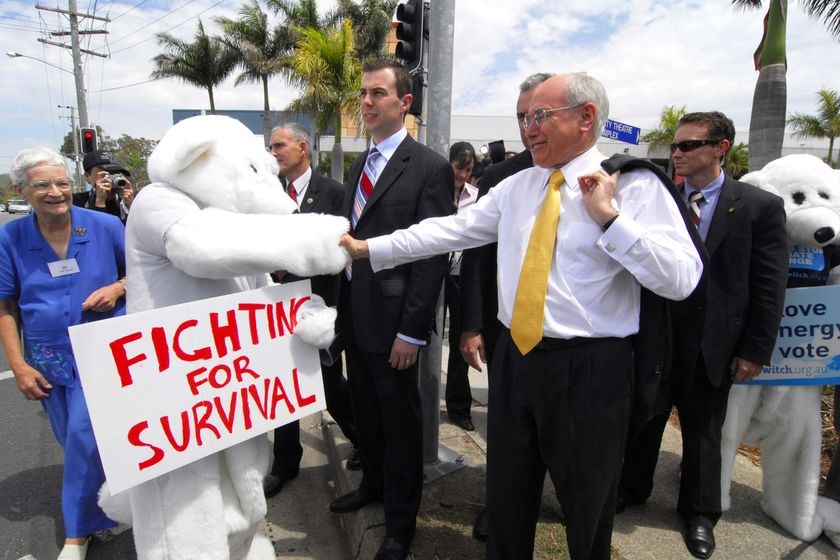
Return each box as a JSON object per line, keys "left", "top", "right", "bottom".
{"left": 510, "top": 170, "right": 565, "bottom": 354}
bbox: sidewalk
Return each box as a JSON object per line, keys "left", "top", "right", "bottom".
{"left": 286, "top": 341, "right": 840, "bottom": 560}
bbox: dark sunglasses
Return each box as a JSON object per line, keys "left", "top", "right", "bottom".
{"left": 669, "top": 139, "right": 718, "bottom": 154}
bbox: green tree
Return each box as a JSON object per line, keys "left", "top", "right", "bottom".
{"left": 216, "top": 0, "right": 295, "bottom": 144}
{"left": 787, "top": 87, "right": 840, "bottom": 167}
{"left": 732, "top": 0, "right": 840, "bottom": 171}
{"left": 59, "top": 128, "right": 157, "bottom": 187}
{"left": 642, "top": 105, "right": 687, "bottom": 157}
{"left": 267, "top": 0, "right": 324, "bottom": 29}
{"left": 723, "top": 142, "right": 750, "bottom": 179}
{"left": 331, "top": 0, "right": 399, "bottom": 60}
{"left": 150, "top": 20, "right": 239, "bottom": 114}
{"left": 286, "top": 19, "right": 361, "bottom": 181}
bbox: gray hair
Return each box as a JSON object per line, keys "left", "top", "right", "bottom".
{"left": 519, "top": 72, "right": 555, "bottom": 93}
{"left": 271, "top": 123, "right": 312, "bottom": 156}
{"left": 10, "top": 147, "right": 68, "bottom": 187}
{"left": 564, "top": 72, "right": 609, "bottom": 138}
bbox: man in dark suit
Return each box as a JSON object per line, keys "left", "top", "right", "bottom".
{"left": 262, "top": 122, "right": 359, "bottom": 498}
{"left": 458, "top": 72, "right": 553, "bottom": 542}
{"left": 328, "top": 59, "right": 454, "bottom": 560}
{"left": 618, "top": 111, "right": 789, "bottom": 559}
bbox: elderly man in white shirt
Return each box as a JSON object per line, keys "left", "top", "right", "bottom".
{"left": 340, "top": 73, "right": 702, "bottom": 560}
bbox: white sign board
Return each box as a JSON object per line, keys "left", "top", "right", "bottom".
{"left": 69, "top": 281, "right": 325, "bottom": 494}
{"left": 745, "top": 285, "right": 840, "bottom": 385}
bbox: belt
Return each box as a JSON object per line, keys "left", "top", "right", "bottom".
{"left": 534, "top": 336, "right": 622, "bottom": 351}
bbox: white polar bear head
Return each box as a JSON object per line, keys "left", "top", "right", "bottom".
{"left": 741, "top": 154, "right": 840, "bottom": 248}
{"left": 147, "top": 115, "right": 297, "bottom": 215}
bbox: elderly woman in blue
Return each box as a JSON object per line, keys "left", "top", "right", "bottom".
{"left": 0, "top": 148, "right": 126, "bottom": 560}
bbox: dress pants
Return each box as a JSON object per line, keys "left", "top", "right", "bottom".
{"left": 619, "top": 358, "right": 731, "bottom": 524}
{"left": 444, "top": 272, "right": 472, "bottom": 421}
{"left": 486, "top": 329, "right": 632, "bottom": 560}
{"left": 42, "top": 379, "right": 117, "bottom": 538}
{"left": 344, "top": 327, "right": 423, "bottom": 542}
{"left": 270, "top": 356, "right": 356, "bottom": 477}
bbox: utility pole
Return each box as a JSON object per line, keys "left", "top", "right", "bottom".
{"left": 59, "top": 105, "right": 83, "bottom": 189}
{"left": 36, "top": 1, "right": 109, "bottom": 128}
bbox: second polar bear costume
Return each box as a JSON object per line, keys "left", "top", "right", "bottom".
{"left": 99, "top": 115, "right": 349, "bottom": 559}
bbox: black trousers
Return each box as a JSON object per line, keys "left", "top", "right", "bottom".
{"left": 270, "top": 356, "right": 357, "bottom": 477}
{"left": 444, "top": 272, "right": 472, "bottom": 420}
{"left": 486, "top": 329, "right": 633, "bottom": 560}
{"left": 619, "top": 358, "right": 731, "bottom": 525}
{"left": 344, "top": 327, "right": 423, "bottom": 542}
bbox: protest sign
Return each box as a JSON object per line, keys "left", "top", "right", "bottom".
{"left": 68, "top": 281, "right": 325, "bottom": 493}
{"left": 745, "top": 284, "right": 840, "bottom": 385}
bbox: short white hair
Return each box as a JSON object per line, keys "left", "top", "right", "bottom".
{"left": 10, "top": 147, "right": 68, "bottom": 187}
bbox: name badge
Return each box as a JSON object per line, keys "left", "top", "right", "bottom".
{"left": 48, "top": 258, "right": 80, "bottom": 277}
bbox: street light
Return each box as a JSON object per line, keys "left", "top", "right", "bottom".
{"left": 7, "top": 51, "right": 74, "bottom": 75}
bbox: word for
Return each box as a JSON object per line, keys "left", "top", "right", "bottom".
{"left": 109, "top": 297, "right": 310, "bottom": 387}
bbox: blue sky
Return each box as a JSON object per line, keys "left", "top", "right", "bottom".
{"left": 1, "top": 0, "right": 839, "bottom": 168}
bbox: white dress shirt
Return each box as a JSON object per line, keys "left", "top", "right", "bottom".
{"left": 449, "top": 182, "right": 479, "bottom": 276}
{"left": 287, "top": 166, "right": 312, "bottom": 209}
{"left": 367, "top": 145, "right": 702, "bottom": 340}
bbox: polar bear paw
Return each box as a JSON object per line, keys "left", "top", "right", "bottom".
{"left": 294, "top": 295, "right": 337, "bottom": 349}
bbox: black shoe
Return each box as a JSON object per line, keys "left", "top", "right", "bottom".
{"left": 329, "top": 488, "right": 378, "bottom": 513}
{"left": 472, "top": 508, "right": 488, "bottom": 542}
{"left": 345, "top": 447, "right": 362, "bottom": 471}
{"left": 452, "top": 417, "right": 475, "bottom": 431}
{"left": 263, "top": 470, "right": 298, "bottom": 498}
{"left": 684, "top": 520, "right": 715, "bottom": 559}
{"left": 374, "top": 536, "right": 409, "bottom": 560}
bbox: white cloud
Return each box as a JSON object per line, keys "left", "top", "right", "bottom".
{"left": 1, "top": 0, "right": 838, "bottom": 168}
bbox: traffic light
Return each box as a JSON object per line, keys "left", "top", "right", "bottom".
{"left": 80, "top": 128, "right": 97, "bottom": 154}
{"left": 395, "top": 0, "right": 426, "bottom": 72}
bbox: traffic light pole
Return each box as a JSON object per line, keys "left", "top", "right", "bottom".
{"left": 417, "top": 0, "right": 463, "bottom": 482}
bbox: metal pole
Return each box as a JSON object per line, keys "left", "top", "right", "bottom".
{"left": 68, "top": 0, "right": 89, "bottom": 128}
{"left": 68, "top": 106, "right": 83, "bottom": 190}
{"left": 418, "top": 0, "right": 464, "bottom": 481}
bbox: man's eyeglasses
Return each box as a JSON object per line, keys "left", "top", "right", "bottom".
{"left": 669, "top": 139, "right": 718, "bottom": 154}
{"left": 522, "top": 104, "right": 582, "bottom": 129}
{"left": 27, "top": 178, "right": 73, "bottom": 192}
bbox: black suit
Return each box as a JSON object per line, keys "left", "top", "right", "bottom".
{"left": 339, "top": 134, "right": 455, "bottom": 542}
{"left": 269, "top": 172, "right": 356, "bottom": 479}
{"left": 619, "top": 174, "right": 789, "bottom": 524}
{"left": 459, "top": 150, "right": 533, "bottom": 363}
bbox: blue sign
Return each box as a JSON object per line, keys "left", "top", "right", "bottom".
{"left": 602, "top": 119, "right": 640, "bottom": 145}
{"left": 745, "top": 285, "right": 840, "bottom": 385}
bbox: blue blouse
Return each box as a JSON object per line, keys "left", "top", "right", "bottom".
{"left": 0, "top": 206, "right": 126, "bottom": 386}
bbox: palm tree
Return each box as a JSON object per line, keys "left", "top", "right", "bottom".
{"left": 150, "top": 20, "right": 238, "bottom": 114}
{"left": 286, "top": 19, "right": 361, "bottom": 181}
{"left": 267, "top": 0, "right": 323, "bottom": 29}
{"left": 642, "top": 105, "right": 687, "bottom": 157}
{"left": 787, "top": 88, "right": 840, "bottom": 167}
{"left": 331, "top": 0, "right": 400, "bottom": 60}
{"left": 723, "top": 142, "right": 750, "bottom": 178}
{"left": 731, "top": 0, "right": 840, "bottom": 171}
{"left": 215, "top": 0, "right": 295, "bottom": 143}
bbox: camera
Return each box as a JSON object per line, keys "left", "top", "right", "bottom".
{"left": 108, "top": 173, "right": 129, "bottom": 195}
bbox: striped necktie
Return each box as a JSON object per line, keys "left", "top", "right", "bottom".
{"left": 351, "top": 148, "right": 380, "bottom": 229}
{"left": 689, "top": 190, "right": 704, "bottom": 228}
{"left": 346, "top": 148, "right": 381, "bottom": 279}
{"left": 510, "top": 170, "right": 565, "bottom": 355}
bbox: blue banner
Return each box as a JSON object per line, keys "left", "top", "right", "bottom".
{"left": 602, "top": 119, "right": 640, "bottom": 145}
{"left": 744, "top": 285, "right": 840, "bottom": 385}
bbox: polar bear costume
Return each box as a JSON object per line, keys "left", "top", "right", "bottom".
{"left": 98, "top": 115, "right": 350, "bottom": 559}
{"left": 720, "top": 154, "right": 840, "bottom": 544}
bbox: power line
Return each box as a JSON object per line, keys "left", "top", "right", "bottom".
{"left": 110, "top": 0, "right": 150, "bottom": 22}
{"left": 108, "top": 0, "right": 200, "bottom": 45}
{"left": 91, "top": 77, "right": 157, "bottom": 92}
{"left": 110, "top": 0, "right": 226, "bottom": 55}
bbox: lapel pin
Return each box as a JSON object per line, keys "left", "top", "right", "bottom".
{"left": 74, "top": 226, "right": 87, "bottom": 236}
{"left": 728, "top": 207, "right": 735, "bottom": 213}
{"left": 306, "top": 197, "right": 314, "bottom": 204}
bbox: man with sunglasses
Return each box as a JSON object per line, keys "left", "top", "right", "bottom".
{"left": 339, "top": 73, "right": 704, "bottom": 560}
{"left": 618, "top": 111, "right": 788, "bottom": 559}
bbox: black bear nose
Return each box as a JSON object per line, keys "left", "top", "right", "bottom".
{"left": 814, "top": 227, "right": 836, "bottom": 244}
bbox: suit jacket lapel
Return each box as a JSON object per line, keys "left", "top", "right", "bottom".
{"left": 704, "top": 176, "right": 739, "bottom": 257}
{"left": 357, "top": 136, "right": 413, "bottom": 223}
{"left": 299, "top": 174, "right": 319, "bottom": 213}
